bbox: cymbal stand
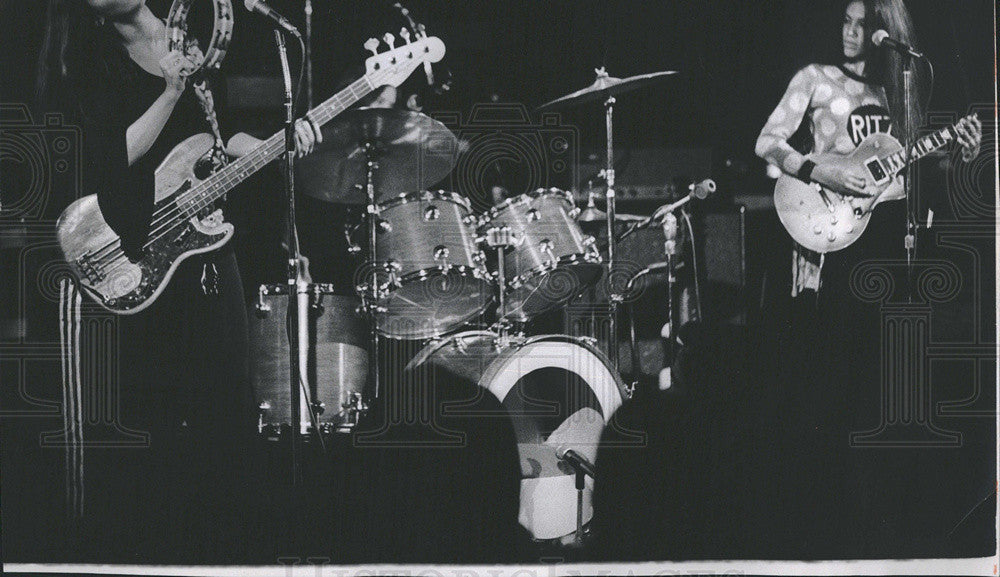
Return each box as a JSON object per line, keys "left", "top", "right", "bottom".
{"left": 363, "top": 142, "right": 382, "bottom": 401}
{"left": 604, "top": 93, "right": 621, "bottom": 370}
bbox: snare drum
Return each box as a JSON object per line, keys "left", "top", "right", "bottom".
{"left": 360, "top": 191, "right": 493, "bottom": 340}
{"left": 480, "top": 188, "right": 602, "bottom": 321}
{"left": 249, "top": 284, "right": 368, "bottom": 436}
{"left": 405, "top": 331, "right": 627, "bottom": 540}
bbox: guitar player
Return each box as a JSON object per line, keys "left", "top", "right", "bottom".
{"left": 36, "top": 0, "right": 321, "bottom": 560}
{"left": 756, "top": 0, "right": 981, "bottom": 297}
{"left": 752, "top": 0, "right": 981, "bottom": 550}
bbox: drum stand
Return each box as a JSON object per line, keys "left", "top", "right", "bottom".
{"left": 483, "top": 225, "right": 521, "bottom": 344}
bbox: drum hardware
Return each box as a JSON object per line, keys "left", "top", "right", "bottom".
{"left": 250, "top": 284, "right": 369, "bottom": 438}
{"left": 358, "top": 189, "right": 492, "bottom": 340}
{"left": 482, "top": 224, "right": 520, "bottom": 339}
{"left": 362, "top": 140, "right": 383, "bottom": 398}
{"left": 478, "top": 188, "right": 603, "bottom": 323}
{"left": 539, "top": 67, "right": 679, "bottom": 370}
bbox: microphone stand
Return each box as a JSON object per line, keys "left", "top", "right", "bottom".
{"left": 304, "top": 0, "right": 313, "bottom": 109}
{"left": 276, "top": 30, "right": 304, "bottom": 487}
{"left": 901, "top": 52, "right": 917, "bottom": 303}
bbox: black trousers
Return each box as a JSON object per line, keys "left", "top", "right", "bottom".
{"left": 79, "top": 251, "right": 261, "bottom": 563}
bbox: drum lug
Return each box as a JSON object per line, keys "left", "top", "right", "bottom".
{"left": 255, "top": 286, "right": 272, "bottom": 317}
{"left": 568, "top": 206, "right": 581, "bottom": 219}
{"left": 433, "top": 245, "right": 451, "bottom": 271}
{"left": 539, "top": 238, "right": 556, "bottom": 266}
{"left": 578, "top": 335, "right": 599, "bottom": 348}
{"left": 257, "top": 402, "right": 271, "bottom": 435}
{"left": 341, "top": 392, "right": 368, "bottom": 429}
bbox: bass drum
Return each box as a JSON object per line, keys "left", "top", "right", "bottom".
{"left": 405, "top": 331, "right": 626, "bottom": 540}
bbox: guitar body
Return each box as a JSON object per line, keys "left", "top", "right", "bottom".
{"left": 57, "top": 134, "right": 234, "bottom": 314}
{"left": 774, "top": 132, "right": 905, "bottom": 253}
{"left": 55, "top": 34, "right": 447, "bottom": 314}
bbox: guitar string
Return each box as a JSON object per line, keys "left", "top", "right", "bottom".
{"left": 89, "top": 75, "right": 376, "bottom": 263}
{"left": 87, "top": 76, "right": 380, "bottom": 270}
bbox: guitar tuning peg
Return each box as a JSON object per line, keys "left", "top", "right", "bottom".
{"left": 363, "top": 37, "right": 380, "bottom": 56}
{"left": 382, "top": 32, "right": 396, "bottom": 49}
{"left": 399, "top": 28, "right": 411, "bottom": 44}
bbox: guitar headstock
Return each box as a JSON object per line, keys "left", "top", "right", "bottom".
{"left": 363, "top": 33, "right": 446, "bottom": 88}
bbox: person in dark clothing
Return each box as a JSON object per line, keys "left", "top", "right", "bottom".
{"left": 751, "top": 0, "right": 982, "bottom": 555}
{"left": 36, "top": 0, "right": 321, "bottom": 562}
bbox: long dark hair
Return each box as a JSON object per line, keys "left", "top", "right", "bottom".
{"left": 853, "top": 0, "right": 928, "bottom": 140}
{"left": 35, "top": 0, "right": 120, "bottom": 109}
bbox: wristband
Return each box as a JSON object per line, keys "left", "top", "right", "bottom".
{"left": 797, "top": 159, "right": 817, "bottom": 183}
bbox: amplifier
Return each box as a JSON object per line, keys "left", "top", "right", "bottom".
{"left": 575, "top": 147, "right": 713, "bottom": 202}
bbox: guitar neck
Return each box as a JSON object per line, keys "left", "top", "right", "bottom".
{"left": 882, "top": 123, "right": 958, "bottom": 175}
{"left": 178, "top": 75, "right": 376, "bottom": 216}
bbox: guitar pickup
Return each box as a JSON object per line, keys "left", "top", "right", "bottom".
{"left": 76, "top": 254, "right": 105, "bottom": 283}
{"left": 864, "top": 157, "right": 890, "bottom": 185}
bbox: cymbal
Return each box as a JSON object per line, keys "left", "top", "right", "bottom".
{"left": 576, "top": 205, "right": 647, "bottom": 223}
{"left": 296, "top": 107, "right": 459, "bottom": 204}
{"left": 537, "top": 67, "right": 678, "bottom": 110}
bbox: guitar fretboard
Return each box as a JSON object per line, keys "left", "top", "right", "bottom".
{"left": 882, "top": 124, "right": 956, "bottom": 174}
{"left": 174, "top": 75, "right": 376, "bottom": 218}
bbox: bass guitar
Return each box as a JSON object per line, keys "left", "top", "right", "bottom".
{"left": 774, "top": 114, "right": 976, "bottom": 253}
{"left": 57, "top": 35, "right": 445, "bottom": 314}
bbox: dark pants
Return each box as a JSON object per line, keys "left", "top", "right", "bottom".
{"left": 79, "top": 251, "right": 260, "bottom": 563}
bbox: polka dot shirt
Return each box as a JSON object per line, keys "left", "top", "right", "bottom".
{"left": 755, "top": 64, "right": 891, "bottom": 296}
{"left": 755, "top": 64, "right": 891, "bottom": 176}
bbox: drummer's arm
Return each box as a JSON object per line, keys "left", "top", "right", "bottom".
{"left": 225, "top": 117, "right": 323, "bottom": 159}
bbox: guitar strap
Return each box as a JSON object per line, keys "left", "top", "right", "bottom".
{"left": 191, "top": 73, "right": 225, "bottom": 296}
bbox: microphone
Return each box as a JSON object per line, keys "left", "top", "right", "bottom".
{"left": 690, "top": 178, "right": 716, "bottom": 200}
{"left": 556, "top": 446, "right": 597, "bottom": 479}
{"left": 871, "top": 29, "right": 923, "bottom": 59}
{"left": 245, "top": 0, "right": 301, "bottom": 38}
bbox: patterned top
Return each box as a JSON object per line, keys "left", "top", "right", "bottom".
{"left": 755, "top": 64, "right": 891, "bottom": 295}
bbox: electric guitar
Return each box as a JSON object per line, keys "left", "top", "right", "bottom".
{"left": 773, "top": 114, "right": 976, "bottom": 253}
{"left": 57, "top": 35, "right": 445, "bottom": 314}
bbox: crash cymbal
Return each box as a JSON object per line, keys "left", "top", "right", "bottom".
{"left": 537, "top": 67, "right": 678, "bottom": 110}
{"left": 296, "top": 107, "right": 459, "bottom": 204}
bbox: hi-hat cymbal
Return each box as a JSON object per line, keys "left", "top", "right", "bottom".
{"left": 537, "top": 67, "right": 678, "bottom": 110}
{"left": 296, "top": 107, "right": 459, "bottom": 204}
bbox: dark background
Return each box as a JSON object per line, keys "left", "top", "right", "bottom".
{"left": 1, "top": 0, "right": 996, "bottom": 566}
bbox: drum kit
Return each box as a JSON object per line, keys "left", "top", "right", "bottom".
{"left": 250, "top": 66, "right": 693, "bottom": 544}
